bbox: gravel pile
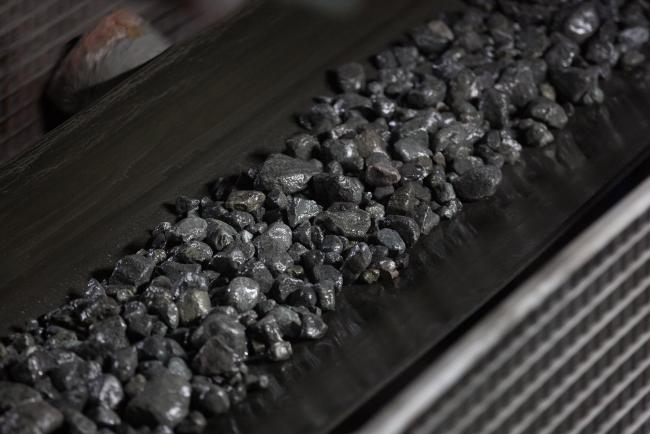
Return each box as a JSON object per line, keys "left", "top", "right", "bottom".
{"left": 2, "top": 0, "right": 649, "bottom": 432}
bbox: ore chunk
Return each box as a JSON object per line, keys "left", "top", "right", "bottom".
{"left": 190, "top": 314, "right": 247, "bottom": 358}
{"left": 550, "top": 67, "right": 599, "bottom": 104}
{"left": 406, "top": 78, "right": 447, "bottom": 108}
{"left": 192, "top": 336, "right": 243, "bottom": 377}
{"left": 256, "top": 154, "right": 321, "bottom": 194}
{"left": 356, "top": 129, "right": 388, "bottom": 158}
{"left": 376, "top": 228, "right": 407, "bottom": 257}
{"left": 59, "top": 407, "right": 97, "bottom": 434}
{"left": 88, "top": 374, "right": 123, "bottom": 409}
{"left": 225, "top": 190, "right": 266, "bottom": 212}
{"left": 411, "top": 20, "right": 454, "bottom": 54}
{"left": 110, "top": 255, "right": 155, "bottom": 286}
{"left": 176, "top": 410, "right": 207, "bottom": 434}
{"left": 0, "top": 400, "right": 64, "bottom": 434}
{"left": 320, "top": 139, "right": 364, "bottom": 172}
{"left": 564, "top": 2, "right": 600, "bottom": 43}
{"left": 316, "top": 209, "right": 371, "bottom": 239}
{"left": 84, "top": 316, "right": 128, "bottom": 356}
{"left": 380, "top": 215, "right": 421, "bottom": 247}
{"left": 299, "top": 103, "right": 340, "bottom": 133}
{"left": 171, "top": 217, "right": 208, "bottom": 243}
{"left": 0, "top": 382, "right": 42, "bottom": 412}
{"left": 106, "top": 347, "right": 138, "bottom": 382}
{"left": 177, "top": 241, "right": 212, "bottom": 264}
{"left": 224, "top": 277, "right": 260, "bottom": 312}
{"left": 545, "top": 38, "right": 580, "bottom": 70}
{"left": 394, "top": 137, "right": 432, "bottom": 162}
{"left": 286, "top": 133, "right": 319, "bottom": 160}
{"left": 300, "top": 313, "right": 328, "bottom": 339}
{"left": 528, "top": 98, "right": 568, "bottom": 129}
{"left": 480, "top": 89, "right": 510, "bottom": 129}
{"left": 177, "top": 290, "right": 211, "bottom": 324}
{"left": 285, "top": 197, "right": 321, "bottom": 228}
{"left": 125, "top": 371, "right": 190, "bottom": 427}
{"left": 520, "top": 119, "right": 555, "bottom": 147}
{"left": 452, "top": 165, "right": 502, "bottom": 201}
{"left": 311, "top": 174, "right": 364, "bottom": 205}
{"left": 335, "top": 62, "right": 365, "bottom": 93}
{"left": 193, "top": 382, "right": 230, "bottom": 416}
{"left": 88, "top": 405, "right": 120, "bottom": 428}
{"left": 341, "top": 243, "right": 373, "bottom": 283}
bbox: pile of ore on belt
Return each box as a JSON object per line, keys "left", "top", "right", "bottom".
{"left": 1, "top": 0, "right": 649, "bottom": 432}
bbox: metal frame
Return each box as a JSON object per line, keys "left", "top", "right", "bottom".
{"left": 362, "top": 177, "right": 650, "bottom": 434}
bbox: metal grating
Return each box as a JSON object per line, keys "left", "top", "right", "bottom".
{"left": 361, "top": 178, "right": 650, "bottom": 434}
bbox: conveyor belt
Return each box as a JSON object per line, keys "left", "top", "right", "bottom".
{"left": 1, "top": 1, "right": 650, "bottom": 433}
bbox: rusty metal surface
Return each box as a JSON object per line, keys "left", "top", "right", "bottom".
{"left": 0, "top": 0, "right": 238, "bottom": 162}
{"left": 1, "top": 1, "right": 650, "bottom": 432}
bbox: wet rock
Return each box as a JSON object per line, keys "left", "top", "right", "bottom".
{"left": 176, "top": 410, "right": 207, "bottom": 434}
{"left": 190, "top": 314, "right": 247, "bottom": 359}
{"left": 287, "top": 197, "right": 322, "bottom": 227}
{"left": 520, "top": 119, "right": 555, "bottom": 147}
{"left": 0, "top": 382, "right": 42, "bottom": 413}
{"left": 176, "top": 241, "right": 213, "bottom": 264}
{"left": 84, "top": 316, "right": 128, "bottom": 356}
{"left": 341, "top": 243, "right": 373, "bottom": 283}
{"left": 110, "top": 255, "right": 155, "bottom": 287}
{"left": 0, "top": 400, "right": 64, "bottom": 434}
{"left": 194, "top": 383, "right": 230, "bottom": 415}
{"left": 125, "top": 371, "right": 190, "bottom": 427}
{"left": 88, "top": 374, "right": 123, "bottom": 409}
{"left": 224, "top": 277, "right": 260, "bottom": 312}
{"left": 375, "top": 228, "right": 407, "bottom": 257}
{"left": 380, "top": 215, "right": 421, "bottom": 247}
{"left": 312, "top": 174, "right": 365, "bottom": 205}
{"left": 452, "top": 165, "right": 502, "bottom": 201}
{"left": 564, "top": 2, "right": 600, "bottom": 43}
{"left": 106, "top": 347, "right": 137, "bottom": 383}
{"left": 316, "top": 209, "right": 371, "bottom": 239}
{"left": 177, "top": 290, "right": 211, "bottom": 324}
{"left": 225, "top": 191, "right": 266, "bottom": 212}
{"left": 411, "top": 20, "right": 455, "bottom": 54}
{"left": 528, "top": 98, "right": 568, "bottom": 129}
{"left": 256, "top": 154, "right": 321, "bottom": 194}
{"left": 394, "top": 136, "right": 433, "bottom": 162}
{"left": 87, "top": 405, "right": 120, "bottom": 428}
{"left": 480, "top": 89, "right": 510, "bottom": 129}
{"left": 320, "top": 139, "right": 364, "bottom": 172}
{"left": 171, "top": 217, "right": 208, "bottom": 243}
{"left": 286, "top": 133, "right": 319, "bottom": 160}
{"left": 335, "top": 62, "right": 365, "bottom": 93}
{"left": 300, "top": 313, "right": 328, "bottom": 339}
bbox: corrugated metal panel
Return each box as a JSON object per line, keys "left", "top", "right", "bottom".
{"left": 362, "top": 177, "right": 650, "bottom": 434}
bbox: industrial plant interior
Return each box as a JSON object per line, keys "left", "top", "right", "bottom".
{"left": 2, "top": 0, "right": 650, "bottom": 433}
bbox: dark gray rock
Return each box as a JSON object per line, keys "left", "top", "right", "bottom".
{"left": 224, "top": 277, "right": 260, "bottom": 312}
{"left": 177, "top": 290, "right": 211, "bottom": 324}
{"left": 171, "top": 217, "right": 208, "bottom": 243}
{"left": 256, "top": 154, "right": 321, "bottom": 194}
{"left": 287, "top": 197, "right": 322, "bottom": 227}
{"left": 452, "top": 165, "right": 503, "bottom": 201}
{"left": 528, "top": 98, "right": 568, "bottom": 129}
{"left": 0, "top": 400, "right": 64, "bottom": 434}
{"left": 125, "top": 371, "right": 191, "bottom": 427}
{"left": 110, "top": 255, "right": 155, "bottom": 286}
{"left": 341, "top": 243, "right": 373, "bottom": 283}
{"left": 316, "top": 209, "right": 371, "bottom": 239}
{"left": 225, "top": 190, "right": 266, "bottom": 212}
